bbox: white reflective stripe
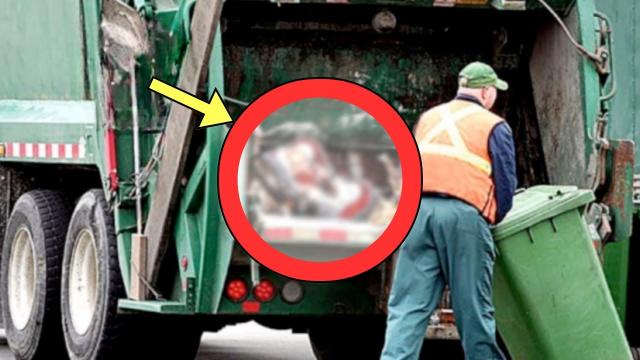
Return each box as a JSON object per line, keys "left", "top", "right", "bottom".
{"left": 38, "top": 144, "right": 46, "bottom": 158}
{"left": 435, "top": 106, "right": 468, "bottom": 150}
{"left": 420, "top": 143, "right": 492, "bottom": 175}
{"left": 65, "top": 144, "right": 73, "bottom": 159}
{"left": 420, "top": 104, "right": 492, "bottom": 175}
{"left": 25, "top": 143, "right": 33, "bottom": 158}
{"left": 79, "top": 141, "right": 86, "bottom": 159}
{"left": 423, "top": 105, "right": 482, "bottom": 144}
{"left": 11, "top": 143, "right": 20, "bottom": 157}
{"left": 51, "top": 144, "right": 59, "bottom": 159}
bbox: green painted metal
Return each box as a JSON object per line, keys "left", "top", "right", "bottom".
{"left": 594, "top": 0, "right": 639, "bottom": 327}
{"left": 597, "top": 1, "right": 638, "bottom": 168}
{"left": 168, "top": 26, "right": 236, "bottom": 314}
{"left": 217, "top": 269, "right": 378, "bottom": 315}
{"left": 605, "top": 241, "right": 631, "bottom": 323}
{"left": 575, "top": 0, "right": 600, "bottom": 161}
{"left": 493, "top": 186, "right": 632, "bottom": 359}
{"left": 0, "top": 101, "right": 97, "bottom": 165}
{"left": 81, "top": 0, "right": 104, "bottom": 104}
{"left": 195, "top": 28, "right": 236, "bottom": 314}
{"left": 119, "top": 299, "right": 192, "bottom": 314}
{"left": 119, "top": 268, "right": 378, "bottom": 316}
{"left": 0, "top": 0, "right": 86, "bottom": 100}
{"left": 196, "top": 136, "right": 234, "bottom": 308}
{"left": 0, "top": 100, "right": 95, "bottom": 126}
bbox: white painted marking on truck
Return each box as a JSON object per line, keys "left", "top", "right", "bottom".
{"left": 79, "top": 138, "right": 86, "bottom": 159}
{"left": 4, "top": 141, "right": 87, "bottom": 160}
{"left": 51, "top": 144, "right": 59, "bottom": 159}
{"left": 65, "top": 144, "right": 73, "bottom": 159}
{"left": 11, "top": 143, "right": 20, "bottom": 157}
{"left": 38, "top": 144, "right": 46, "bottom": 158}
{"left": 25, "top": 143, "right": 33, "bottom": 158}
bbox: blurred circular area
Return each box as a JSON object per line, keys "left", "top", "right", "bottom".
{"left": 240, "top": 98, "right": 402, "bottom": 262}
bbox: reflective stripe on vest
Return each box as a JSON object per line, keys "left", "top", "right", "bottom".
{"left": 418, "top": 104, "right": 492, "bottom": 175}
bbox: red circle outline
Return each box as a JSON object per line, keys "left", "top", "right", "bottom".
{"left": 219, "top": 78, "right": 422, "bottom": 281}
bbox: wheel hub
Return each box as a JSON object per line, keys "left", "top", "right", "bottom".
{"left": 68, "top": 229, "right": 99, "bottom": 335}
{"left": 7, "top": 226, "right": 36, "bottom": 330}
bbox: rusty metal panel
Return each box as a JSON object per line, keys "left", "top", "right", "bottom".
{"left": 603, "top": 140, "right": 635, "bottom": 241}
{"left": 602, "top": 140, "right": 635, "bottom": 322}
{"left": 529, "top": 8, "right": 590, "bottom": 188}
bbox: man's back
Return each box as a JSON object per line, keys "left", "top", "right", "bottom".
{"left": 414, "top": 99, "right": 507, "bottom": 224}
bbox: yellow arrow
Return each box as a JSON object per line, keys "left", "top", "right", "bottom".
{"left": 148, "top": 78, "right": 233, "bottom": 128}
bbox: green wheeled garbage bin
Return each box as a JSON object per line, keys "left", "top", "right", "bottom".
{"left": 492, "top": 185, "right": 632, "bottom": 360}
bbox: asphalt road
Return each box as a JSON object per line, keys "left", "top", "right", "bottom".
{"left": 0, "top": 322, "right": 317, "bottom": 360}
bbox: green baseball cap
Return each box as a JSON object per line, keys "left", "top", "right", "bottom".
{"left": 458, "top": 62, "right": 509, "bottom": 91}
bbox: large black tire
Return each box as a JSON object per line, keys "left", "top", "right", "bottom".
{"left": 309, "top": 317, "right": 386, "bottom": 360}
{"left": 0, "top": 190, "right": 70, "bottom": 360}
{"left": 61, "top": 190, "right": 128, "bottom": 360}
{"left": 61, "top": 190, "right": 203, "bottom": 360}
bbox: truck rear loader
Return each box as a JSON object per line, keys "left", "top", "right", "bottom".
{"left": 0, "top": 0, "right": 638, "bottom": 359}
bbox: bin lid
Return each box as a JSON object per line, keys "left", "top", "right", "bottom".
{"left": 492, "top": 185, "right": 595, "bottom": 242}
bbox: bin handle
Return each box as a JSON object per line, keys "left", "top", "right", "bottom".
{"left": 526, "top": 228, "right": 535, "bottom": 243}
{"left": 550, "top": 218, "right": 558, "bottom": 233}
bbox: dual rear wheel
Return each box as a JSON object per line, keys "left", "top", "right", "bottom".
{"left": 1, "top": 190, "right": 69, "bottom": 359}
{"left": 1, "top": 189, "right": 202, "bottom": 359}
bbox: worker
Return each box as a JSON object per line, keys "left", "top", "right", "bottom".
{"left": 381, "top": 62, "right": 517, "bottom": 360}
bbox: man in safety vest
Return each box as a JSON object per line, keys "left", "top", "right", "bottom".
{"left": 381, "top": 62, "right": 517, "bottom": 360}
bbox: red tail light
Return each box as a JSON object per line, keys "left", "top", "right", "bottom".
{"left": 225, "top": 279, "right": 248, "bottom": 302}
{"left": 253, "top": 279, "right": 276, "bottom": 302}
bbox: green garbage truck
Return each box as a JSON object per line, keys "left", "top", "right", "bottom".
{"left": 0, "top": 0, "right": 638, "bottom": 358}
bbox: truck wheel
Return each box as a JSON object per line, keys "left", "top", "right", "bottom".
{"left": 60, "top": 190, "right": 203, "bottom": 359}
{"left": 61, "top": 190, "right": 127, "bottom": 360}
{"left": 0, "top": 190, "right": 70, "bottom": 360}
{"left": 309, "top": 317, "right": 386, "bottom": 360}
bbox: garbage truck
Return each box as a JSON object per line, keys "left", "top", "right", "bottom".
{"left": 0, "top": 0, "right": 638, "bottom": 358}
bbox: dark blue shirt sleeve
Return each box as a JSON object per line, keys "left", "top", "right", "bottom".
{"left": 489, "top": 122, "right": 517, "bottom": 223}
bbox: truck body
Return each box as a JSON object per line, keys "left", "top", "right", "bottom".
{"left": 0, "top": 0, "right": 637, "bottom": 358}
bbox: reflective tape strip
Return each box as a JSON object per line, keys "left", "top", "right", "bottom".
{"left": 423, "top": 105, "right": 481, "bottom": 144}
{"left": 2, "top": 142, "right": 86, "bottom": 160}
{"left": 25, "top": 143, "right": 33, "bottom": 158}
{"left": 79, "top": 141, "right": 86, "bottom": 159}
{"left": 420, "top": 104, "right": 492, "bottom": 175}
{"left": 38, "top": 144, "right": 46, "bottom": 158}
{"left": 262, "top": 227, "right": 376, "bottom": 244}
{"left": 11, "top": 143, "right": 20, "bottom": 157}
{"left": 434, "top": 106, "right": 468, "bottom": 150}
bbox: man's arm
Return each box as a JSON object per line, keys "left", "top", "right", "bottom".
{"left": 489, "top": 122, "right": 517, "bottom": 223}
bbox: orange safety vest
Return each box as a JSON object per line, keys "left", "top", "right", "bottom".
{"left": 414, "top": 100, "right": 504, "bottom": 224}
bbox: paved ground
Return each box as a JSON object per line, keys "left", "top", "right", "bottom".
{"left": 0, "top": 322, "right": 316, "bottom": 360}
{"left": 196, "top": 322, "right": 316, "bottom": 360}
